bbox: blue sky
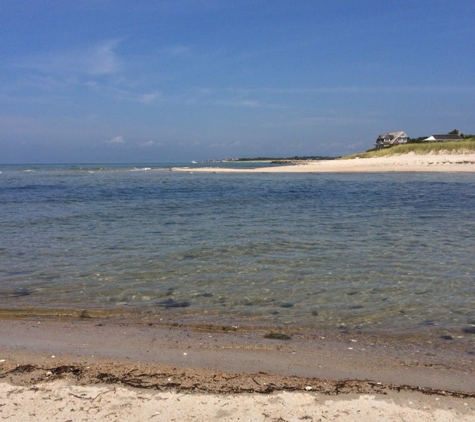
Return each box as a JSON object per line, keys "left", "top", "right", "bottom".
{"left": 1, "top": 0, "right": 474, "bottom": 163}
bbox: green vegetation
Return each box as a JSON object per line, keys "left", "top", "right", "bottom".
{"left": 233, "top": 155, "right": 337, "bottom": 161}
{"left": 343, "top": 138, "right": 475, "bottom": 159}
{"left": 408, "top": 129, "right": 474, "bottom": 143}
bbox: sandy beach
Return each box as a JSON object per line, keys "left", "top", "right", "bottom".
{"left": 1, "top": 318, "right": 474, "bottom": 421}
{"left": 172, "top": 153, "right": 475, "bottom": 173}
{"left": 2, "top": 380, "right": 474, "bottom": 421}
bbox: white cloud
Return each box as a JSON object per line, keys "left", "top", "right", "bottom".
{"left": 194, "top": 87, "right": 214, "bottom": 95}
{"left": 187, "top": 88, "right": 287, "bottom": 109}
{"left": 15, "top": 39, "right": 122, "bottom": 77}
{"left": 139, "top": 91, "right": 161, "bottom": 104}
{"left": 169, "top": 45, "right": 190, "bottom": 56}
{"left": 262, "top": 113, "right": 378, "bottom": 129}
{"left": 139, "top": 140, "right": 155, "bottom": 147}
{"left": 107, "top": 135, "right": 125, "bottom": 144}
{"left": 207, "top": 140, "right": 242, "bottom": 149}
{"left": 233, "top": 100, "right": 261, "bottom": 108}
{"left": 86, "top": 40, "right": 122, "bottom": 75}
{"left": 233, "top": 85, "right": 475, "bottom": 95}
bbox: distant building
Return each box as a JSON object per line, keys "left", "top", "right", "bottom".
{"left": 423, "top": 134, "right": 462, "bottom": 142}
{"left": 375, "top": 131, "right": 409, "bottom": 149}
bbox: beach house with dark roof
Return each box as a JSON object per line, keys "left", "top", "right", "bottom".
{"left": 375, "top": 131, "right": 409, "bottom": 149}
{"left": 423, "top": 134, "right": 462, "bottom": 142}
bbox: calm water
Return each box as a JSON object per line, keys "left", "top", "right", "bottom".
{"left": 1, "top": 163, "right": 474, "bottom": 344}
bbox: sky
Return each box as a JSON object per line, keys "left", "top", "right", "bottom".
{"left": 1, "top": 0, "right": 474, "bottom": 163}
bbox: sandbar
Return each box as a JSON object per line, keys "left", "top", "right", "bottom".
{"left": 172, "top": 153, "right": 475, "bottom": 173}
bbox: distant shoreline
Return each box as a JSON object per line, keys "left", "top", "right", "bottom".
{"left": 172, "top": 153, "right": 475, "bottom": 173}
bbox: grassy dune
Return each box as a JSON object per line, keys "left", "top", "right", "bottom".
{"left": 344, "top": 138, "right": 475, "bottom": 159}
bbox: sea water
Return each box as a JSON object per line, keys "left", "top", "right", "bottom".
{"left": 1, "top": 163, "right": 474, "bottom": 346}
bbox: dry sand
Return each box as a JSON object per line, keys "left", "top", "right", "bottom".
{"left": 1, "top": 318, "right": 474, "bottom": 421}
{"left": 2, "top": 380, "right": 474, "bottom": 421}
{"left": 172, "top": 153, "right": 475, "bottom": 173}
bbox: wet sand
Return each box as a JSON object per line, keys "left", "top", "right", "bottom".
{"left": 1, "top": 318, "right": 474, "bottom": 420}
{"left": 172, "top": 153, "right": 475, "bottom": 173}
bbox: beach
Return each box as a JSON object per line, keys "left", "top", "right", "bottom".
{"left": 2, "top": 381, "right": 474, "bottom": 421}
{"left": 1, "top": 318, "right": 474, "bottom": 421}
{"left": 172, "top": 153, "right": 475, "bottom": 173}
{"left": 3, "top": 0, "right": 474, "bottom": 417}
{"left": 1, "top": 158, "right": 475, "bottom": 420}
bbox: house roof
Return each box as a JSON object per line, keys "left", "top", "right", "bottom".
{"left": 432, "top": 134, "right": 462, "bottom": 140}
{"left": 377, "top": 131, "right": 407, "bottom": 139}
{"left": 423, "top": 134, "right": 462, "bottom": 141}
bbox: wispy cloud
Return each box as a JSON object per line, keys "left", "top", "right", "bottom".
{"left": 139, "top": 140, "right": 156, "bottom": 147}
{"left": 219, "top": 98, "right": 286, "bottom": 109}
{"left": 87, "top": 40, "right": 122, "bottom": 75}
{"left": 207, "top": 140, "right": 242, "bottom": 149}
{"left": 4, "top": 40, "right": 172, "bottom": 107}
{"left": 182, "top": 83, "right": 475, "bottom": 113}
{"left": 219, "top": 99, "right": 262, "bottom": 108}
{"left": 0, "top": 113, "right": 111, "bottom": 140}
{"left": 15, "top": 39, "right": 122, "bottom": 77}
{"left": 169, "top": 45, "right": 191, "bottom": 56}
{"left": 228, "top": 85, "right": 475, "bottom": 95}
{"left": 139, "top": 91, "right": 161, "bottom": 104}
{"left": 288, "top": 115, "right": 376, "bottom": 126}
{"left": 81, "top": 81, "right": 162, "bottom": 105}
{"left": 107, "top": 135, "right": 125, "bottom": 144}
{"left": 186, "top": 87, "right": 287, "bottom": 109}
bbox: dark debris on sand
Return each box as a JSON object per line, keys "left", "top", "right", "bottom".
{"left": 2, "top": 363, "right": 475, "bottom": 399}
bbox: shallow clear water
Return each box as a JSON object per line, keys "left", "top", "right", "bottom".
{"left": 1, "top": 164, "right": 474, "bottom": 343}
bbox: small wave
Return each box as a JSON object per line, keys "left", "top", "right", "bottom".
{"left": 131, "top": 167, "right": 152, "bottom": 171}
{"left": 84, "top": 167, "right": 106, "bottom": 172}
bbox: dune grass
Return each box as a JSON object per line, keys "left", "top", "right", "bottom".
{"left": 343, "top": 139, "right": 475, "bottom": 159}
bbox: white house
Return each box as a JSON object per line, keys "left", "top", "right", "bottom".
{"left": 375, "top": 131, "right": 409, "bottom": 149}
{"left": 423, "top": 134, "right": 462, "bottom": 142}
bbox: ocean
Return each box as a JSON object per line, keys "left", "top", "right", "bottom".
{"left": 1, "top": 163, "right": 474, "bottom": 348}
